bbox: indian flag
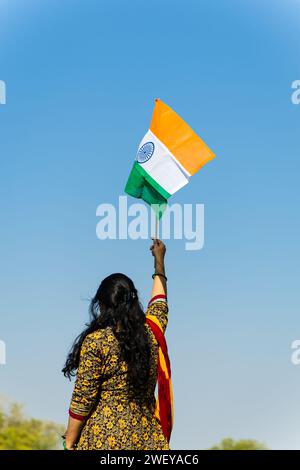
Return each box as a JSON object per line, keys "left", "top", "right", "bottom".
{"left": 125, "top": 98, "right": 215, "bottom": 218}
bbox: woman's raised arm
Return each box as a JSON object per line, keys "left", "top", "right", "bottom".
{"left": 150, "top": 238, "right": 167, "bottom": 299}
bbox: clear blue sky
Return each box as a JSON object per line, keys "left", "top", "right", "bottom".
{"left": 1, "top": 0, "right": 300, "bottom": 450}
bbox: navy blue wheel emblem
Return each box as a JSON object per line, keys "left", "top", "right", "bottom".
{"left": 136, "top": 141, "right": 155, "bottom": 163}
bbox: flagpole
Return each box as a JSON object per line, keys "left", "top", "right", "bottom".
{"left": 155, "top": 216, "right": 159, "bottom": 240}
{"left": 153, "top": 215, "right": 159, "bottom": 271}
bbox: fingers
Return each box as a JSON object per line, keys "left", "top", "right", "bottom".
{"left": 150, "top": 238, "right": 156, "bottom": 254}
{"left": 150, "top": 238, "right": 165, "bottom": 256}
{"left": 150, "top": 239, "right": 158, "bottom": 252}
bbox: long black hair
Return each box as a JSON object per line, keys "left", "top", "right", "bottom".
{"left": 62, "top": 273, "right": 151, "bottom": 401}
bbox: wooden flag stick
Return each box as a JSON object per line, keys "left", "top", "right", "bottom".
{"left": 155, "top": 216, "right": 159, "bottom": 240}
{"left": 153, "top": 216, "right": 159, "bottom": 270}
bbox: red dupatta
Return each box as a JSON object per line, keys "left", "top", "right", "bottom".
{"left": 145, "top": 314, "right": 174, "bottom": 443}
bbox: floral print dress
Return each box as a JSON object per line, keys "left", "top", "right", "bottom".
{"left": 68, "top": 296, "right": 170, "bottom": 450}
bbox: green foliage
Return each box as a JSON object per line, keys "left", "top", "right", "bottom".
{"left": 0, "top": 403, "right": 64, "bottom": 450}
{"left": 208, "top": 437, "right": 268, "bottom": 450}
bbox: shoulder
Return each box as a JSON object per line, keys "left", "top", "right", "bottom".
{"left": 81, "top": 328, "right": 110, "bottom": 354}
{"left": 86, "top": 328, "right": 109, "bottom": 341}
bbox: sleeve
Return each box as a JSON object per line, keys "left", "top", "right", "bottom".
{"left": 69, "top": 333, "right": 104, "bottom": 421}
{"left": 146, "top": 294, "right": 169, "bottom": 333}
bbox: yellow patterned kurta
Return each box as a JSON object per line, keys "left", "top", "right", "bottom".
{"left": 69, "top": 300, "right": 170, "bottom": 450}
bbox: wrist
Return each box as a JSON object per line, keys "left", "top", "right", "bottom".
{"left": 155, "top": 257, "right": 165, "bottom": 268}
{"left": 64, "top": 436, "right": 77, "bottom": 450}
{"left": 152, "top": 272, "right": 167, "bottom": 281}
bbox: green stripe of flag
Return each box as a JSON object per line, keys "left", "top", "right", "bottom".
{"left": 124, "top": 162, "right": 170, "bottom": 219}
